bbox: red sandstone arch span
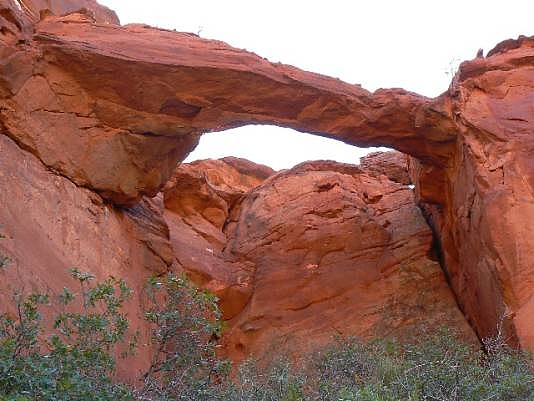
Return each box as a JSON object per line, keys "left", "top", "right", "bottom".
{"left": 2, "top": 0, "right": 456, "bottom": 203}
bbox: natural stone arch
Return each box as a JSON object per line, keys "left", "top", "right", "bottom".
{"left": 1, "top": 0, "right": 534, "bottom": 354}
{"left": 35, "top": 22, "right": 456, "bottom": 202}
{"left": 2, "top": 2, "right": 456, "bottom": 204}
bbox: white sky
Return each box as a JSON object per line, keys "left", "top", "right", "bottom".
{"left": 100, "top": 0, "right": 534, "bottom": 170}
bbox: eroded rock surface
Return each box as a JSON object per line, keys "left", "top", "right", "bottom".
{"left": 410, "top": 37, "right": 534, "bottom": 349}
{"left": 163, "top": 154, "right": 477, "bottom": 364}
{"left": 0, "top": 134, "right": 171, "bottom": 381}
{"left": 163, "top": 158, "right": 274, "bottom": 320}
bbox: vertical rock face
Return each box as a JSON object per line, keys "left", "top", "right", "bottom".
{"left": 411, "top": 37, "right": 534, "bottom": 349}
{"left": 223, "top": 159, "right": 477, "bottom": 363}
{"left": 0, "top": 134, "right": 172, "bottom": 380}
{"left": 164, "top": 154, "right": 477, "bottom": 364}
{"left": 360, "top": 151, "right": 411, "bottom": 185}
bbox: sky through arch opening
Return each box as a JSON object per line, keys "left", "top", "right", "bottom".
{"left": 184, "top": 126, "right": 391, "bottom": 171}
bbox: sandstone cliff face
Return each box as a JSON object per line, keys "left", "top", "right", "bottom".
{"left": 160, "top": 154, "right": 477, "bottom": 364}
{"left": 226, "top": 157, "right": 477, "bottom": 362}
{"left": 0, "top": 134, "right": 173, "bottom": 380}
{"left": 0, "top": 0, "right": 533, "bottom": 367}
{"left": 411, "top": 37, "right": 534, "bottom": 350}
{"left": 163, "top": 158, "right": 274, "bottom": 321}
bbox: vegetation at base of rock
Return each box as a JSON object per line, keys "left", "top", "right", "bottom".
{"left": 0, "top": 268, "right": 134, "bottom": 401}
{"left": 1, "top": 271, "right": 533, "bottom": 401}
{"left": 305, "top": 332, "right": 534, "bottom": 401}
{"left": 138, "top": 274, "right": 230, "bottom": 400}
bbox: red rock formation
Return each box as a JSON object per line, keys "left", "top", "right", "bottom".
{"left": 164, "top": 154, "right": 477, "bottom": 364}
{"left": 411, "top": 36, "right": 534, "bottom": 350}
{"left": 360, "top": 151, "right": 410, "bottom": 185}
{"left": 163, "top": 158, "right": 274, "bottom": 320}
{"left": 0, "top": 134, "right": 171, "bottom": 381}
{"left": 1, "top": 0, "right": 454, "bottom": 204}
{"left": 0, "top": 0, "right": 533, "bottom": 358}
{"left": 18, "top": 0, "right": 118, "bottom": 23}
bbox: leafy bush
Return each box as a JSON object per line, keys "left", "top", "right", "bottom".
{"left": 0, "top": 233, "right": 11, "bottom": 270}
{"left": 224, "top": 359, "right": 306, "bottom": 401}
{"left": 0, "top": 254, "right": 10, "bottom": 270}
{"left": 212, "top": 331, "right": 533, "bottom": 401}
{"left": 1, "top": 269, "right": 533, "bottom": 401}
{"left": 308, "top": 330, "right": 534, "bottom": 401}
{"left": 0, "top": 269, "right": 134, "bottom": 401}
{"left": 137, "top": 274, "right": 230, "bottom": 401}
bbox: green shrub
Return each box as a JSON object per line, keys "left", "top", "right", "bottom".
{"left": 137, "top": 274, "right": 230, "bottom": 401}
{"left": 219, "top": 358, "right": 306, "bottom": 401}
{"left": 1, "top": 269, "right": 533, "bottom": 401}
{"left": 0, "top": 268, "right": 134, "bottom": 401}
{"left": 0, "top": 233, "right": 10, "bottom": 270}
{"left": 0, "top": 255, "right": 10, "bottom": 270}
{"left": 308, "top": 330, "right": 534, "bottom": 401}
